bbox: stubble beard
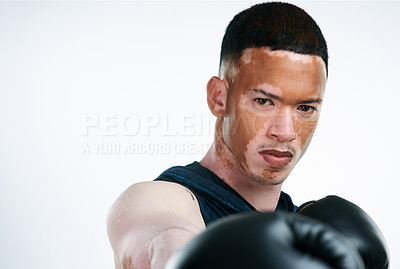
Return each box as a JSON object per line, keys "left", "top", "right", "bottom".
{"left": 246, "top": 167, "right": 288, "bottom": 186}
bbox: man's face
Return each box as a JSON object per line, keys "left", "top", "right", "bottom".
{"left": 222, "top": 47, "right": 327, "bottom": 185}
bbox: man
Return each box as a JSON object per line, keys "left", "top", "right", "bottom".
{"left": 107, "top": 2, "right": 328, "bottom": 269}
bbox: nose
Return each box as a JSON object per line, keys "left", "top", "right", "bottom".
{"left": 266, "top": 109, "right": 297, "bottom": 142}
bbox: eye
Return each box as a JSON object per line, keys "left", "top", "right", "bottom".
{"left": 254, "top": 98, "right": 273, "bottom": 106}
{"left": 297, "top": 105, "right": 317, "bottom": 114}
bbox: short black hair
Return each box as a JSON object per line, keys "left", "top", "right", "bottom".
{"left": 220, "top": 2, "right": 328, "bottom": 75}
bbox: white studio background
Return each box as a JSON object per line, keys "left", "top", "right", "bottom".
{"left": 0, "top": 1, "right": 398, "bottom": 268}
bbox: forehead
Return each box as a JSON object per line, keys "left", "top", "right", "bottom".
{"left": 231, "top": 48, "right": 327, "bottom": 100}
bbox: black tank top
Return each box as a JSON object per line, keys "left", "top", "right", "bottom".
{"left": 155, "top": 161, "right": 297, "bottom": 225}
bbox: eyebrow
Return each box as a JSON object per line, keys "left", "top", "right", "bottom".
{"left": 252, "top": 88, "right": 282, "bottom": 101}
{"left": 251, "top": 88, "right": 322, "bottom": 104}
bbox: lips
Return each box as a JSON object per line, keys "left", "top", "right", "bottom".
{"left": 259, "top": 149, "right": 294, "bottom": 168}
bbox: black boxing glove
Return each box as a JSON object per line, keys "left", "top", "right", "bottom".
{"left": 164, "top": 212, "right": 365, "bottom": 269}
{"left": 296, "top": 195, "right": 389, "bottom": 269}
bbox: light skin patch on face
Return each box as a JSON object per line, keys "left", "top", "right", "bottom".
{"left": 215, "top": 119, "right": 240, "bottom": 176}
{"left": 241, "top": 49, "right": 254, "bottom": 65}
{"left": 220, "top": 60, "right": 238, "bottom": 84}
{"left": 239, "top": 99, "right": 298, "bottom": 184}
{"left": 262, "top": 48, "right": 318, "bottom": 65}
{"left": 222, "top": 47, "right": 326, "bottom": 185}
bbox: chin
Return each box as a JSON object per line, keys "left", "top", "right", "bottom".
{"left": 247, "top": 168, "right": 288, "bottom": 186}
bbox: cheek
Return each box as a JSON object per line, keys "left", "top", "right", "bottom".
{"left": 227, "top": 105, "right": 263, "bottom": 166}
{"left": 294, "top": 118, "right": 318, "bottom": 148}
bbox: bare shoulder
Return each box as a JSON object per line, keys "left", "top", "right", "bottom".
{"left": 121, "top": 181, "right": 199, "bottom": 204}
{"left": 109, "top": 181, "right": 203, "bottom": 224}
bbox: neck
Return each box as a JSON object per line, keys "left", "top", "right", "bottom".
{"left": 200, "top": 118, "right": 282, "bottom": 212}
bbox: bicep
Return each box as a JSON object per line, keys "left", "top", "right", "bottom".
{"left": 107, "top": 181, "right": 205, "bottom": 268}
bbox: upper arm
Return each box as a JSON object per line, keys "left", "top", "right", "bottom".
{"left": 106, "top": 181, "right": 205, "bottom": 269}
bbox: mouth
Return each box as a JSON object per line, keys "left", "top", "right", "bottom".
{"left": 258, "top": 149, "right": 294, "bottom": 168}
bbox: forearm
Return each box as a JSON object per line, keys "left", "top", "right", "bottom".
{"left": 148, "top": 226, "right": 200, "bottom": 269}
{"left": 118, "top": 217, "right": 203, "bottom": 269}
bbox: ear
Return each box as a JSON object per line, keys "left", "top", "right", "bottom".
{"left": 206, "top": 76, "right": 227, "bottom": 117}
